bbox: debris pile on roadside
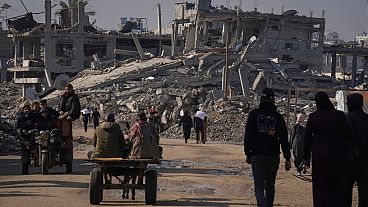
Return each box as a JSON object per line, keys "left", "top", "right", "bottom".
{"left": 0, "top": 83, "right": 22, "bottom": 155}
{"left": 38, "top": 49, "right": 341, "bottom": 144}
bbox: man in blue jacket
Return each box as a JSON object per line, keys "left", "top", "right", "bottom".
{"left": 244, "top": 88, "right": 291, "bottom": 207}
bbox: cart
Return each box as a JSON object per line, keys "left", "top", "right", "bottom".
{"left": 87, "top": 158, "right": 160, "bottom": 205}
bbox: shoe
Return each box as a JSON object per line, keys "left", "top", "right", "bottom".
{"left": 185, "top": 140, "right": 187, "bottom": 143}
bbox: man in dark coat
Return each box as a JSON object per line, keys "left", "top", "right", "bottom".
{"left": 346, "top": 93, "right": 368, "bottom": 207}
{"left": 16, "top": 104, "right": 37, "bottom": 143}
{"left": 59, "top": 83, "right": 81, "bottom": 121}
{"left": 91, "top": 108, "right": 101, "bottom": 129}
{"left": 289, "top": 113, "right": 306, "bottom": 174}
{"left": 36, "top": 108, "right": 58, "bottom": 131}
{"left": 244, "top": 88, "right": 291, "bottom": 207}
{"left": 302, "top": 92, "right": 353, "bottom": 207}
{"left": 40, "top": 99, "right": 58, "bottom": 118}
{"left": 178, "top": 111, "right": 192, "bottom": 143}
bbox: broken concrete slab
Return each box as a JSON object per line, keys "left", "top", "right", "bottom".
{"left": 183, "top": 55, "right": 199, "bottom": 67}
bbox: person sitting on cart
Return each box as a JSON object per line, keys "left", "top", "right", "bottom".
{"left": 36, "top": 108, "right": 59, "bottom": 131}
{"left": 91, "top": 113, "right": 127, "bottom": 158}
{"left": 59, "top": 83, "right": 81, "bottom": 121}
{"left": 40, "top": 99, "right": 58, "bottom": 118}
{"left": 129, "top": 111, "right": 162, "bottom": 159}
{"left": 16, "top": 104, "right": 38, "bottom": 146}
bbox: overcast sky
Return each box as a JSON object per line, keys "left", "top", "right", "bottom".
{"left": 3, "top": 0, "right": 368, "bottom": 40}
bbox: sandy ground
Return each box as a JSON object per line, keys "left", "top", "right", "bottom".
{"left": 0, "top": 127, "right": 358, "bottom": 207}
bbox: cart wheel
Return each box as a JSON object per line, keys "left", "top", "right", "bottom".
{"left": 21, "top": 151, "right": 29, "bottom": 175}
{"left": 22, "top": 163, "right": 29, "bottom": 175}
{"left": 89, "top": 168, "right": 103, "bottom": 205}
{"left": 145, "top": 170, "right": 157, "bottom": 205}
{"left": 41, "top": 153, "right": 48, "bottom": 175}
{"left": 66, "top": 162, "right": 72, "bottom": 173}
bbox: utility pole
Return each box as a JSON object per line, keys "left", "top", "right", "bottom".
{"left": 157, "top": 3, "right": 162, "bottom": 35}
{"left": 352, "top": 40, "right": 357, "bottom": 87}
{"left": 223, "top": 20, "right": 231, "bottom": 100}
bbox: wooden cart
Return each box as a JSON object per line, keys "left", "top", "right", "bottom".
{"left": 87, "top": 158, "right": 160, "bottom": 205}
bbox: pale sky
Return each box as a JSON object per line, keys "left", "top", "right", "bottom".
{"left": 3, "top": 0, "right": 368, "bottom": 40}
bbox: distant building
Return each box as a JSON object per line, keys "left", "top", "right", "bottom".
{"left": 120, "top": 17, "right": 148, "bottom": 32}
{"left": 356, "top": 32, "right": 368, "bottom": 47}
{"left": 324, "top": 30, "right": 344, "bottom": 45}
{"left": 7, "top": 1, "right": 172, "bottom": 97}
{"left": 173, "top": 0, "right": 326, "bottom": 70}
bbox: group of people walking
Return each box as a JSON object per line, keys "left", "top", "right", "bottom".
{"left": 178, "top": 108, "right": 208, "bottom": 144}
{"left": 245, "top": 88, "right": 368, "bottom": 207}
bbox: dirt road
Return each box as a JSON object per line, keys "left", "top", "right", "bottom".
{"left": 0, "top": 128, "right": 357, "bottom": 207}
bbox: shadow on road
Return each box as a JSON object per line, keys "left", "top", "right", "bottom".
{"left": 156, "top": 198, "right": 254, "bottom": 206}
{"left": 0, "top": 158, "right": 92, "bottom": 176}
{"left": 0, "top": 190, "right": 57, "bottom": 198}
{"left": 0, "top": 179, "right": 88, "bottom": 189}
{"left": 94, "top": 198, "right": 254, "bottom": 207}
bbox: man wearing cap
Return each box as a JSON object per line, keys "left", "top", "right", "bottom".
{"left": 92, "top": 113, "right": 126, "bottom": 158}
{"left": 244, "top": 88, "right": 291, "bottom": 207}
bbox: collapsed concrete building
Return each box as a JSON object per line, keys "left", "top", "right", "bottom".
{"left": 173, "top": 0, "right": 325, "bottom": 71}
{"left": 6, "top": 0, "right": 173, "bottom": 97}
{"left": 6, "top": 0, "right": 337, "bottom": 101}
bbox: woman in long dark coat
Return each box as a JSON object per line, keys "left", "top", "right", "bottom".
{"left": 302, "top": 92, "right": 353, "bottom": 207}
{"left": 178, "top": 111, "right": 192, "bottom": 143}
{"left": 289, "top": 113, "right": 306, "bottom": 174}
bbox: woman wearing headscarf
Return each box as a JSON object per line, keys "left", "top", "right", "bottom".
{"left": 289, "top": 113, "right": 306, "bottom": 175}
{"left": 302, "top": 92, "right": 353, "bottom": 207}
{"left": 346, "top": 93, "right": 368, "bottom": 207}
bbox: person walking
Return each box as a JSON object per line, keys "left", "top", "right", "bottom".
{"left": 81, "top": 106, "right": 91, "bottom": 132}
{"left": 346, "top": 93, "right": 368, "bottom": 207}
{"left": 178, "top": 111, "right": 192, "bottom": 143}
{"left": 289, "top": 113, "right": 306, "bottom": 175}
{"left": 91, "top": 108, "right": 101, "bottom": 129}
{"left": 244, "top": 88, "right": 291, "bottom": 207}
{"left": 194, "top": 108, "right": 207, "bottom": 144}
{"left": 302, "top": 91, "right": 353, "bottom": 207}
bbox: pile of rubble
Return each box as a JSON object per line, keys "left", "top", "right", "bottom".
{"left": 39, "top": 48, "right": 340, "bottom": 144}
{"left": 0, "top": 82, "right": 22, "bottom": 118}
{"left": 0, "top": 83, "right": 22, "bottom": 155}
{"left": 1, "top": 48, "right": 341, "bottom": 155}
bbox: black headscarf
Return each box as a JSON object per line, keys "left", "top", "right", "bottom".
{"left": 315, "top": 92, "right": 334, "bottom": 111}
{"left": 347, "top": 93, "right": 363, "bottom": 113}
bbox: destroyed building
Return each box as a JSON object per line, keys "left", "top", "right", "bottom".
{"left": 2, "top": 0, "right": 367, "bottom": 148}
{"left": 6, "top": 0, "right": 173, "bottom": 97}
{"left": 173, "top": 0, "right": 325, "bottom": 71}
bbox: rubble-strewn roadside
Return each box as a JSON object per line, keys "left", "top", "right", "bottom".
{"left": 0, "top": 48, "right": 345, "bottom": 156}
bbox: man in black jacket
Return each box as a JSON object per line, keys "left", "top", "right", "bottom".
{"left": 16, "top": 104, "right": 37, "bottom": 143}
{"left": 347, "top": 93, "right": 368, "bottom": 207}
{"left": 244, "top": 88, "right": 291, "bottom": 207}
{"left": 40, "top": 99, "right": 58, "bottom": 118}
{"left": 59, "top": 83, "right": 81, "bottom": 121}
